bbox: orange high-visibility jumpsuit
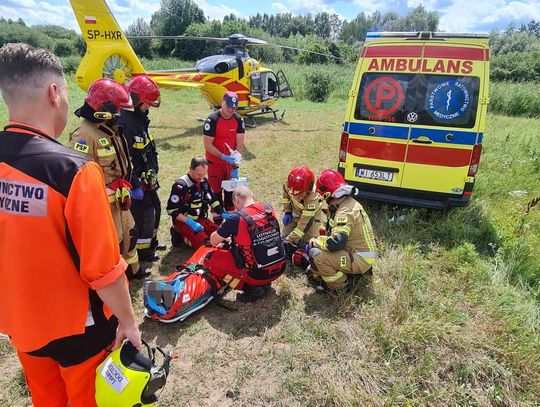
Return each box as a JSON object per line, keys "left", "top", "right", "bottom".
{"left": 0, "top": 123, "right": 126, "bottom": 407}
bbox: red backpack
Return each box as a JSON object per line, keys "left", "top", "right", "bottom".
{"left": 236, "top": 202, "right": 286, "bottom": 275}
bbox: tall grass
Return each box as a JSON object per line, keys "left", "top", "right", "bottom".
{"left": 271, "top": 62, "right": 355, "bottom": 100}
{"left": 489, "top": 81, "right": 540, "bottom": 118}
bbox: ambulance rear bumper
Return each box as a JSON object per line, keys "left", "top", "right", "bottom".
{"left": 348, "top": 181, "right": 471, "bottom": 209}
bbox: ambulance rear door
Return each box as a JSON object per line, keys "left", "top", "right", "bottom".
{"left": 343, "top": 41, "right": 423, "bottom": 189}
{"left": 399, "top": 42, "right": 487, "bottom": 195}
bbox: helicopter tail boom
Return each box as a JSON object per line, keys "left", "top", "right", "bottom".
{"left": 69, "top": 0, "right": 145, "bottom": 90}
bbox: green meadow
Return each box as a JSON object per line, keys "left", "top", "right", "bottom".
{"left": 1, "top": 65, "right": 540, "bottom": 405}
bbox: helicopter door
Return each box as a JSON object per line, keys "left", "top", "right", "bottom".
{"left": 250, "top": 72, "right": 262, "bottom": 102}
{"left": 276, "top": 70, "right": 293, "bottom": 98}
{"left": 250, "top": 71, "right": 283, "bottom": 102}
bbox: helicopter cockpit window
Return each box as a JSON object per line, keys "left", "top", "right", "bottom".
{"left": 223, "top": 47, "right": 247, "bottom": 58}
{"left": 214, "top": 61, "right": 231, "bottom": 73}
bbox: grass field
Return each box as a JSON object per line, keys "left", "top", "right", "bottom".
{"left": 1, "top": 74, "right": 540, "bottom": 406}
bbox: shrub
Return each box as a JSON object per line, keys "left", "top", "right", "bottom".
{"left": 61, "top": 56, "right": 81, "bottom": 74}
{"left": 304, "top": 71, "right": 332, "bottom": 102}
{"left": 54, "top": 39, "right": 74, "bottom": 57}
{"left": 491, "top": 51, "right": 540, "bottom": 82}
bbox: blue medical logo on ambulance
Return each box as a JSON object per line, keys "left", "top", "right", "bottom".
{"left": 0, "top": 179, "right": 48, "bottom": 216}
{"left": 427, "top": 80, "right": 470, "bottom": 122}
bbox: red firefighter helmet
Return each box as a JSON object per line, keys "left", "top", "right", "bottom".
{"left": 84, "top": 79, "right": 132, "bottom": 113}
{"left": 125, "top": 76, "right": 161, "bottom": 108}
{"left": 287, "top": 166, "right": 315, "bottom": 195}
{"left": 316, "top": 169, "right": 347, "bottom": 197}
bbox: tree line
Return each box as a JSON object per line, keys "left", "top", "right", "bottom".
{"left": 127, "top": 0, "right": 439, "bottom": 62}
{"left": 2, "top": 1, "right": 540, "bottom": 81}
{"left": 0, "top": 17, "right": 83, "bottom": 57}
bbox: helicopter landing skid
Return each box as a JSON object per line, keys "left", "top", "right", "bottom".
{"left": 245, "top": 107, "right": 285, "bottom": 128}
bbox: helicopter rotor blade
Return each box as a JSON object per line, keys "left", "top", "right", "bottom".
{"left": 227, "top": 34, "right": 268, "bottom": 45}
{"left": 240, "top": 37, "right": 268, "bottom": 45}
{"left": 126, "top": 34, "right": 349, "bottom": 62}
{"left": 126, "top": 35, "right": 229, "bottom": 41}
{"left": 126, "top": 34, "right": 269, "bottom": 46}
{"left": 250, "top": 43, "right": 349, "bottom": 63}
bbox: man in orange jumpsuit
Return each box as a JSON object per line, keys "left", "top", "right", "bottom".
{"left": 0, "top": 43, "right": 142, "bottom": 407}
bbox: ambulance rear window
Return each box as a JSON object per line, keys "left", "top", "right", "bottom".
{"left": 355, "top": 73, "right": 480, "bottom": 129}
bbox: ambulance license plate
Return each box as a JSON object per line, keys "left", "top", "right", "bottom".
{"left": 355, "top": 168, "right": 393, "bottom": 182}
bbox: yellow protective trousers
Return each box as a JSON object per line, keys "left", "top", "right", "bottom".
{"left": 311, "top": 249, "right": 373, "bottom": 290}
{"left": 111, "top": 203, "right": 139, "bottom": 275}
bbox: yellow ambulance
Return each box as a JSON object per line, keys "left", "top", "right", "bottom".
{"left": 338, "top": 32, "right": 489, "bottom": 208}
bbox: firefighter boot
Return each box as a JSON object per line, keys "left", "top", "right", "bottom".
{"left": 236, "top": 284, "right": 271, "bottom": 303}
{"left": 126, "top": 264, "right": 151, "bottom": 280}
{"left": 170, "top": 226, "right": 182, "bottom": 248}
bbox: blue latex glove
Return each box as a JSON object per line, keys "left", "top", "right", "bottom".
{"left": 231, "top": 166, "right": 239, "bottom": 179}
{"left": 221, "top": 211, "right": 235, "bottom": 220}
{"left": 130, "top": 187, "right": 144, "bottom": 200}
{"left": 220, "top": 153, "right": 236, "bottom": 164}
{"left": 304, "top": 243, "right": 311, "bottom": 256}
{"left": 185, "top": 218, "right": 204, "bottom": 233}
{"left": 282, "top": 213, "right": 292, "bottom": 225}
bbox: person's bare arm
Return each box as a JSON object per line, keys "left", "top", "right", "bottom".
{"left": 96, "top": 275, "right": 142, "bottom": 350}
{"left": 210, "top": 230, "right": 226, "bottom": 246}
{"left": 204, "top": 135, "right": 223, "bottom": 157}
{"left": 236, "top": 132, "right": 245, "bottom": 154}
{"left": 65, "top": 162, "right": 142, "bottom": 351}
{"left": 175, "top": 213, "right": 189, "bottom": 224}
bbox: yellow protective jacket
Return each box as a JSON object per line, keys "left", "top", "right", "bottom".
{"left": 282, "top": 184, "right": 323, "bottom": 244}
{"left": 311, "top": 195, "right": 376, "bottom": 264}
{"left": 69, "top": 120, "right": 132, "bottom": 199}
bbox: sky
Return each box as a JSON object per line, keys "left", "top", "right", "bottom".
{"left": 1, "top": 0, "right": 540, "bottom": 34}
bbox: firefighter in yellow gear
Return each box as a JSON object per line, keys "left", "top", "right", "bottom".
{"left": 306, "top": 169, "right": 376, "bottom": 290}
{"left": 69, "top": 79, "right": 149, "bottom": 279}
{"left": 282, "top": 166, "right": 323, "bottom": 244}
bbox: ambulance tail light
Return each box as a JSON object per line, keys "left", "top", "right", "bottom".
{"left": 468, "top": 144, "right": 482, "bottom": 176}
{"left": 339, "top": 132, "right": 349, "bottom": 162}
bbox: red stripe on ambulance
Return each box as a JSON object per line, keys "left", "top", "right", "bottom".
{"left": 347, "top": 139, "right": 406, "bottom": 162}
{"left": 364, "top": 46, "right": 422, "bottom": 58}
{"left": 424, "top": 46, "right": 486, "bottom": 61}
{"left": 347, "top": 139, "right": 472, "bottom": 167}
{"left": 406, "top": 145, "right": 471, "bottom": 167}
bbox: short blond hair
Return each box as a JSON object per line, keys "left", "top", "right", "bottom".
{"left": 232, "top": 186, "right": 254, "bottom": 201}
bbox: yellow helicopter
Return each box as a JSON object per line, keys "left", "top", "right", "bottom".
{"left": 70, "top": 0, "right": 298, "bottom": 125}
